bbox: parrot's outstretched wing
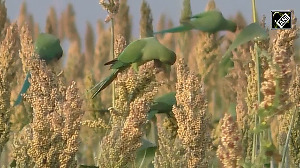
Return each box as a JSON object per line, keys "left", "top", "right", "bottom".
{"left": 153, "top": 25, "right": 193, "bottom": 35}
{"left": 14, "top": 72, "right": 31, "bottom": 106}
{"left": 159, "top": 10, "right": 236, "bottom": 34}
{"left": 189, "top": 11, "right": 224, "bottom": 32}
{"left": 179, "top": 11, "right": 213, "bottom": 27}
{"left": 188, "top": 11, "right": 209, "bottom": 19}
{"left": 154, "top": 11, "right": 222, "bottom": 35}
{"left": 191, "top": 11, "right": 236, "bottom": 33}
{"left": 189, "top": 10, "right": 222, "bottom": 19}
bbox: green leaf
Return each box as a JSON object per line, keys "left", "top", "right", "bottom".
{"left": 219, "top": 53, "right": 234, "bottom": 77}
{"left": 228, "top": 102, "right": 237, "bottom": 117}
{"left": 10, "top": 160, "right": 16, "bottom": 168}
{"left": 252, "top": 121, "right": 269, "bottom": 133}
{"left": 242, "top": 160, "right": 254, "bottom": 168}
{"left": 154, "top": 92, "right": 176, "bottom": 107}
{"left": 222, "top": 22, "right": 268, "bottom": 60}
{"left": 227, "top": 22, "right": 268, "bottom": 55}
{"left": 220, "top": 22, "right": 268, "bottom": 80}
{"left": 136, "top": 139, "right": 157, "bottom": 168}
{"left": 139, "top": 138, "right": 157, "bottom": 150}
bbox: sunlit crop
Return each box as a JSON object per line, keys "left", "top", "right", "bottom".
{"left": 0, "top": 0, "right": 299, "bottom": 167}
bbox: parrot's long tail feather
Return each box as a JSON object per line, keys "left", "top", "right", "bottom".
{"left": 91, "top": 69, "right": 120, "bottom": 99}
{"left": 89, "top": 80, "right": 103, "bottom": 91}
{"left": 14, "top": 72, "right": 31, "bottom": 106}
{"left": 154, "top": 25, "right": 192, "bottom": 34}
{"left": 104, "top": 59, "right": 118, "bottom": 65}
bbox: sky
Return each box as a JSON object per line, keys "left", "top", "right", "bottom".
{"left": 5, "top": 0, "right": 300, "bottom": 40}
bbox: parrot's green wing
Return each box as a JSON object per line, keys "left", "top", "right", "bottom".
{"left": 179, "top": 11, "right": 209, "bottom": 26}
{"left": 189, "top": 10, "right": 221, "bottom": 19}
{"left": 153, "top": 25, "right": 193, "bottom": 34}
{"left": 155, "top": 10, "right": 236, "bottom": 34}
{"left": 110, "top": 39, "right": 147, "bottom": 70}
{"left": 34, "top": 33, "right": 63, "bottom": 63}
{"left": 189, "top": 13, "right": 205, "bottom": 19}
{"left": 151, "top": 92, "right": 176, "bottom": 111}
{"left": 188, "top": 11, "right": 236, "bottom": 33}
{"left": 14, "top": 72, "right": 31, "bottom": 106}
{"left": 190, "top": 12, "right": 207, "bottom": 19}
{"left": 154, "top": 11, "right": 198, "bottom": 34}
{"left": 92, "top": 38, "right": 147, "bottom": 98}
{"left": 142, "top": 37, "right": 176, "bottom": 65}
{"left": 148, "top": 92, "right": 176, "bottom": 120}
{"left": 189, "top": 11, "right": 223, "bottom": 33}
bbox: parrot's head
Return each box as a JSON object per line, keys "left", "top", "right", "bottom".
{"left": 160, "top": 50, "right": 176, "bottom": 65}
{"left": 156, "top": 47, "right": 176, "bottom": 79}
{"left": 34, "top": 33, "right": 63, "bottom": 64}
{"left": 226, "top": 20, "right": 237, "bottom": 32}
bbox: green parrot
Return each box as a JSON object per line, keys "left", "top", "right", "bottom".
{"left": 147, "top": 92, "right": 176, "bottom": 120}
{"left": 91, "top": 37, "right": 176, "bottom": 98}
{"left": 92, "top": 92, "right": 177, "bottom": 120}
{"left": 14, "top": 33, "right": 63, "bottom": 106}
{"left": 154, "top": 10, "right": 237, "bottom": 34}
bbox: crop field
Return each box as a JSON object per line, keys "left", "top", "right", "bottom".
{"left": 0, "top": 0, "right": 300, "bottom": 167}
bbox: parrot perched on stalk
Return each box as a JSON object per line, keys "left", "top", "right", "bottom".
{"left": 91, "top": 37, "right": 176, "bottom": 98}
{"left": 14, "top": 33, "right": 63, "bottom": 106}
{"left": 154, "top": 10, "right": 237, "bottom": 34}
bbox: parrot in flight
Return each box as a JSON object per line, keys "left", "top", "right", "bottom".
{"left": 154, "top": 10, "right": 237, "bottom": 34}
{"left": 147, "top": 92, "right": 176, "bottom": 120}
{"left": 91, "top": 37, "right": 176, "bottom": 98}
{"left": 14, "top": 33, "right": 63, "bottom": 106}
